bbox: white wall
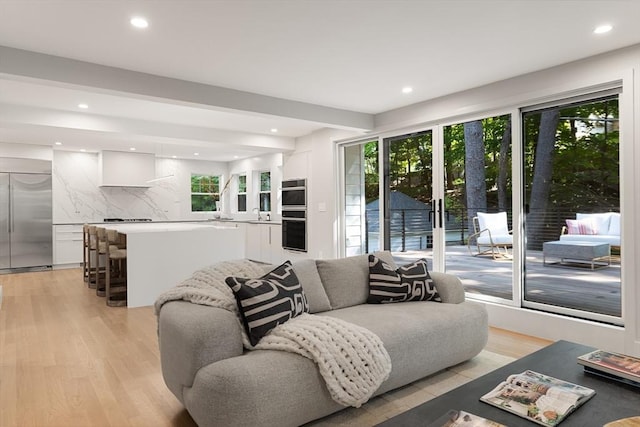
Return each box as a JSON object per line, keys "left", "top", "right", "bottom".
{"left": 286, "top": 128, "right": 361, "bottom": 259}
{"left": 52, "top": 150, "right": 228, "bottom": 223}
{"left": 305, "top": 44, "right": 640, "bottom": 355}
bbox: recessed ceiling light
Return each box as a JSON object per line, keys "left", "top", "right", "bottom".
{"left": 402, "top": 87, "right": 413, "bottom": 94}
{"left": 233, "top": 155, "right": 239, "bottom": 159}
{"left": 270, "top": 128, "right": 278, "bottom": 133}
{"left": 130, "top": 147, "right": 136, "bottom": 151}
{"left": 594, "top": 24, "right": 612, "bottom": 34}
{"left": 78, "top": 103, "right": 89, "bottom": 109}
{"left": 54, "top": 141, "right": 62, "bottom": 146}
{"left": 130, "top": 17, "right": 149, "bottom": 29}
{"left": 80, "top": 149, "right": 86, "bottom": 152}
{"left": 194, "top": 152, "right": 199, "bottom": 156}
{"left": 172, "top": 155, "right": 177, "bottom": 159}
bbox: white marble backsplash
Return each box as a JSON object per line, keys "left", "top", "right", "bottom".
{"left": 52, "top": 151, "right": 226, "bottom": 224}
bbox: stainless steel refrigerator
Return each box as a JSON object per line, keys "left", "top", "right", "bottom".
{"left": 0, "top": 170, "right": 53, "bottom": 270}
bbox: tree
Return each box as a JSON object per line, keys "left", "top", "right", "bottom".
{"left": 526, "top": 109, "right": 560, "bottom": 247}
{"left": 464, "top": 120, "right": 487, "bottom": 232}
{"left": 498, "top": 119, "right": 511, "bottom": 211}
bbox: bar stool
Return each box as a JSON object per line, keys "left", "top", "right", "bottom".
{"left": 82, "top": 224, "right": 90, "bottom": 283}
{"left": 105, "top": 231, "right": 127, "bottom": 307}
{"left": 86, "top": 226, "right": 105, "bottom": 290}
{"left": 95, "top": 227, "right": 110, "bottom": 297}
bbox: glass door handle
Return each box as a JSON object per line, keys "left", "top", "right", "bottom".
{"left": 430, "top": 200, "right": 436, "bottom": 226}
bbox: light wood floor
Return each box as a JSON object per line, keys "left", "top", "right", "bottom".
{"left": 0, "top": 268, "right": 551, "bottom": 427}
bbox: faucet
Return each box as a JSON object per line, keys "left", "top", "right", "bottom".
{"left": 252, "top": 208, "right": 263, "bottom": 221}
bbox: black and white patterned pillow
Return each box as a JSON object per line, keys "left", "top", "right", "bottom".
{"left": 225, "top": 261, "right": 309, "bottom": 346}
{"left": 368, "top": 254, "right": 441, "bottom": 304}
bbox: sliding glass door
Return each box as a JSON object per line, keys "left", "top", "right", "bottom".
{"left": 522, "top": 95, "right": 621, "bottom": 323}
{"left": 442, "top": 114, "right": 513, "bottom": 301}
{"left": 341, "top": 131, "right": 434, "bottom": 266}
{"left": 381, "top": 130, "right": 434, "bottom": 264}
{"left": 339, "top": 91, "right": 622, "bottom": 325}
{"left": 342, "top": 140, "right": 379, "bottom": 256}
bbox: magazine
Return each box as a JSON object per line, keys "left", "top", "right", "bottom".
{"left": 427, "top": 410, "right": 506, "bottom": 427}
{"left": 480, "top": 370, "right": 595, "bottom": 426}
{"left": 577, "top": 349, "right": 640, "bottom": 386}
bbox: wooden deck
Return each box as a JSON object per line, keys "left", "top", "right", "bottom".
{"left": 392, "top": 245, "right": 622, "bottom": 318}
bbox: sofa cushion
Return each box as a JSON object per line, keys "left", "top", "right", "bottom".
{"left": 226, "top": 261, "right": 309, "bottom": 346}
{"left": 316, "top": 251, "right": 396, "bottom": 310}
{"left": 291, "top": 259, "right": 332, "bottom": 313}
{"left": 566, "top": 219, "right": 597, "bottom": 235}
{"left": 367, "top": 255, "right": 441, "bottom": 303}
{"left": 322, "top": 301, "right": 488, "bottom": 394}
{"left": 576, "top": 213, "right": 611, "bottom": 235}
{"left": 608, "top": 212, "right": 621, "bottom": 236}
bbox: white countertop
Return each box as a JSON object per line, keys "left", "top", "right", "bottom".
{"left": 102, "top": 222, "right": 238, "bottom": 233}
{"left": 54, "top": 219, "right": 281, "bottom": 226}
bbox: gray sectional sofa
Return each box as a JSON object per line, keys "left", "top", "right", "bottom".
{"left": 156, "top": 252, "right": 489, "bottom": 427}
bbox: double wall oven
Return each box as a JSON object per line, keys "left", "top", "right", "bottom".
{"left": 281, "top": 178, "right": 307, "bottom": 252}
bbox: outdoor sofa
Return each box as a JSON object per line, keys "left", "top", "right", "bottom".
{"left": 560, "top": 212, "right": 620, "bottom": 249}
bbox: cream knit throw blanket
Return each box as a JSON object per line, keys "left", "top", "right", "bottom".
{"left": 154, "top": 259, "right": 392, "bottom": 408}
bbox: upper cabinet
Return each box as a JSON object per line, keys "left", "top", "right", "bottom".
{"left": 99, "top": 151, "right": 155, "bottom": 187}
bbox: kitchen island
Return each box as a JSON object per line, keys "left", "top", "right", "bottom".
{"left": 102, "top": 222, "right": 244, "bottom": 308}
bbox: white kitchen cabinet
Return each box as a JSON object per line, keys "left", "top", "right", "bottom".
{"left": 245, "top": 223, "right": 283, "bottom": 264}
{"left": 268, "top": 224, "right": 283, "bottom": 264}
{"left": 245, "top": 223, "right": 263, "bottom": 262}
{"left": 53, "top": 224, "right": 84, "bottom": 266}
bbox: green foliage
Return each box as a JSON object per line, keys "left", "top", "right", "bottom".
{"left": 191, "top": 174, "right": 220, "bottom": 211}
{"left": 191, "top": 174, "right": 220, "bottom": 193}
{"left": 524, "top": 97, "right": 619, "bottom": 210}
{"left": 191, "top": 194, "right": 219, "bottom": 212}
{"left": 444, "top": 114, "right": 511, "bottom": 214}
{"left": 238, "top": 175, "right": 247, "bottom": 193}
{"left": 260, "top": 171, "right": 271, "bottom": 191}
{"left": 360, "top": 97, "right": 619, "bottom": 227}
{"left": 363, "top": 133, "right": 434, "bottom": 204}
{"left": 363, "top": 141, "right": 379, "bottom": 202}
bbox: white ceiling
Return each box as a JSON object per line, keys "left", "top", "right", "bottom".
{"left": 1, "top": 0, "right": 639, "bottom": 161}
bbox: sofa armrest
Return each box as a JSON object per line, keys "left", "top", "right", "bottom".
{"left": 430, "top": 271, "right": 466, "bottom": 304}
{"left": 158, "top": 301, "right": 244, "bottom": 403}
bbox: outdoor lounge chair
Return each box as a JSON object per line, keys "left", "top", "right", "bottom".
{"left": 467, "top": 211, "right": 513, "bottom": 259}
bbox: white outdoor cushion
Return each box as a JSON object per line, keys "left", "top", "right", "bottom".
{"left": 576, "top": 213, "right": 612, "bottom": 236}
{"left": 477, "top": 235, "right": 513, "bottom": 245}
{"left": 477, "top": 212, "right": 510, "bottom": 235}
{"left": 476, "top": 212, "right": 512, "bottom": 245}
{"left": 608, "top": 212, "right": 621, "bottom": 236}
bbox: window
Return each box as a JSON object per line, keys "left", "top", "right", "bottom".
{"left": 191, "top": 174, "right": 220, "bottom": 212}
{"left": 443, "top": 114, "right": 513, "bottom": 300}
{"left": 522, "top": 95, "right": 620, "bottom": 322}
{"left": 259, "top": 171, "right": 271, "bottom": 212}
{"left": 342, "top": 140, "right": 378, "bottom": 256}
{"left": 237, "top": 174, "right": 247, "bottom": 212}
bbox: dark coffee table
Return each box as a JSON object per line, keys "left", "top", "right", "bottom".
{"left": 377, "top": 340, "right": 640, "bottom": 426}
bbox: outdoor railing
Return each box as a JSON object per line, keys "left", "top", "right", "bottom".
{"left": 364, "top": 206, "right": 619, "bottom": 252}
